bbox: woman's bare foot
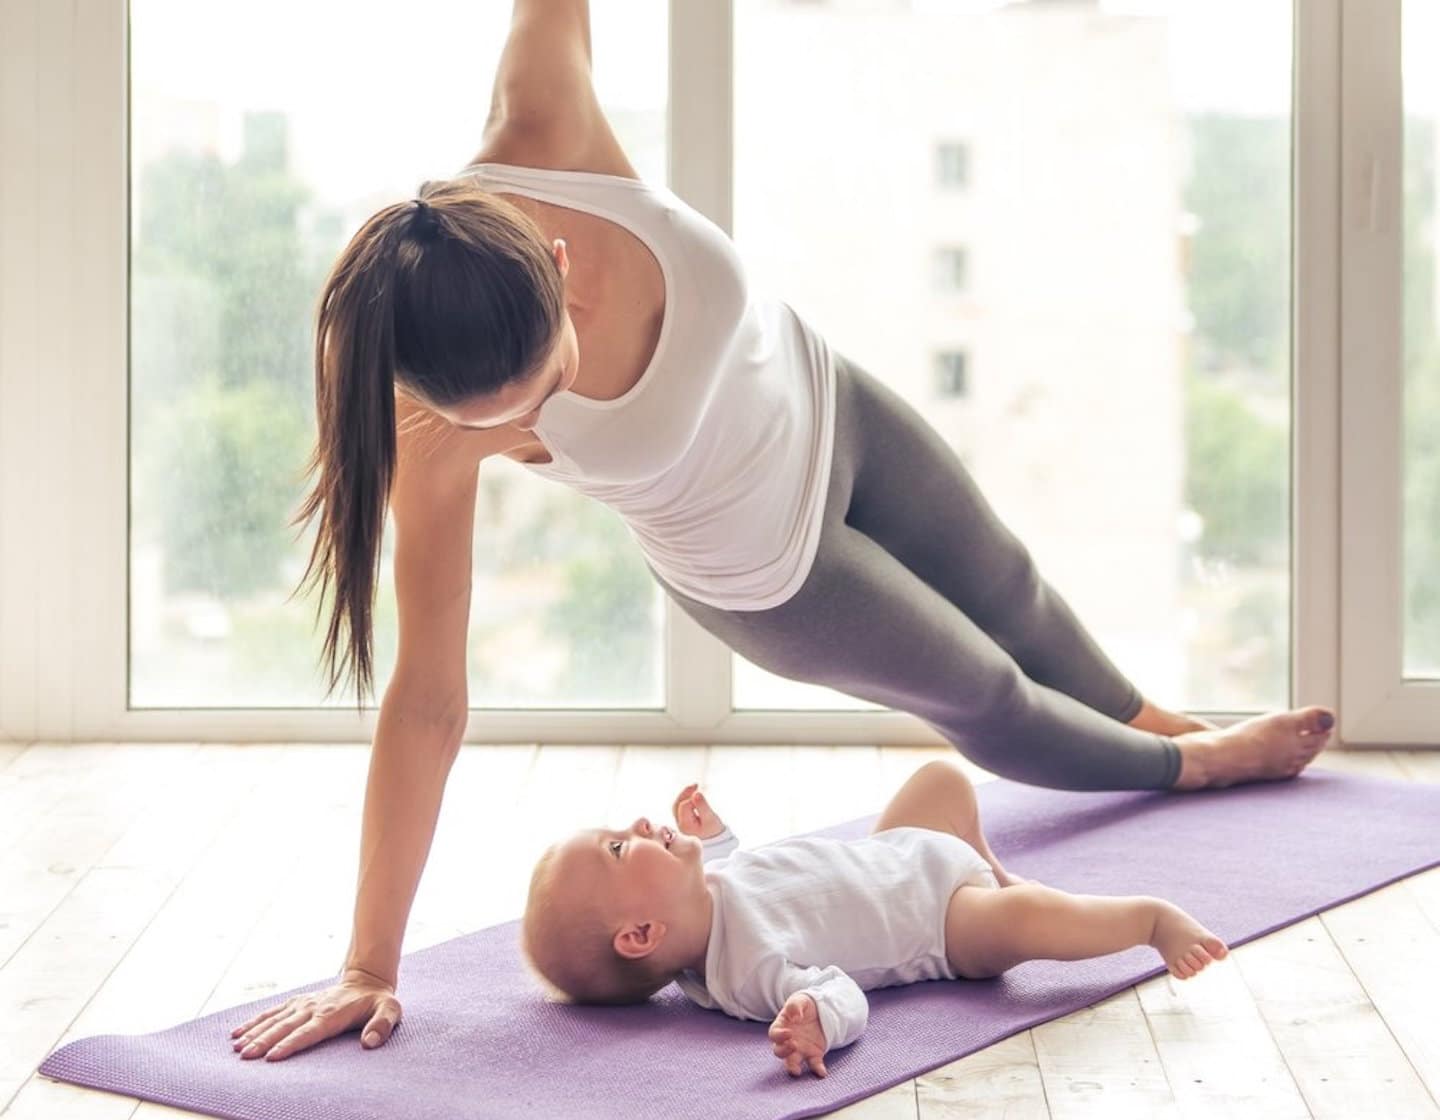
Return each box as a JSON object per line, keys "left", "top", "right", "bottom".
{"left": 1128, "top": 698, "right": 1221, "bottom": 736}
{"left": 1148, "top": 900, "right": 1229, "bottom": 979}
{"left": 1169, "top": 706, "right": 1336, "bottom": 790}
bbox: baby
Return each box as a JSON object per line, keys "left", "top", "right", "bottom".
{"left": 520, "top": 759, "right": 1228, "bottom": 1079}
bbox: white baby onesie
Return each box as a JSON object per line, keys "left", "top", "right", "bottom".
{"left": 678, "top": 824, "right": 999, "bottom": 1051}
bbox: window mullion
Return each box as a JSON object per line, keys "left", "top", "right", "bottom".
{"left": 663, "top": 0, "right": 735, "bottom": 732}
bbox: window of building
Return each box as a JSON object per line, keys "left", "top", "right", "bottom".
{"left": 934, "top": 350, "right": 970, "bottom": 397}
{"left": 933, "top": 246, "right": 968, "bottom": 292}
{"left": 936, "top": 140, "right": 970, "bottom": 189}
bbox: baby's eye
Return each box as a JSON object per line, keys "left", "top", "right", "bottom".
{"left": 609, "top": 840, "right": 622, "bottom": 859}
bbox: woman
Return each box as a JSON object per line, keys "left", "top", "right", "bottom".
{"left": 230, "top": 1, "right": 1335, "bottom": 1064}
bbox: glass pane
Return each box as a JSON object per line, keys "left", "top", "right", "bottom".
{"left": 128, "top": 1, "right": 668, "bottom": 708}
{"left": 1403, "top": 0, "right": 1440, "bottom": 680}
{"left": 732, "top": 0, "right": 1292, "bottom": 713}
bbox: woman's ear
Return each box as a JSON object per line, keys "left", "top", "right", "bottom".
{"left": 613, "top": 920, "right": 666, "bottom": 961}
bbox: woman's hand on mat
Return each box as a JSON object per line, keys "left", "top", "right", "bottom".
{"left": 768, "top": 993, "right": 829, "bottom": 1078}
{"left": 228, "top": 969, "right": 401, "bottom": 1061}
{"left": 672, "top": 782, "right": 726, "bottom": 839}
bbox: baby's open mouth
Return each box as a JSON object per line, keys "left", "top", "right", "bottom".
{"left": 661, "top": 825, "right": 675, "bottom": 849}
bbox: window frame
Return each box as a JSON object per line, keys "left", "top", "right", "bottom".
{"left": 0, "top": 0, "right": 1428, "bottom": 747}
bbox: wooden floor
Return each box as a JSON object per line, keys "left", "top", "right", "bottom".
{"left": 0, "top": 740, "right": 1436, "bottom": 1119}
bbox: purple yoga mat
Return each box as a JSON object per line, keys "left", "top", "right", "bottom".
{"left": 38, "top": 767, "right": 1440, "bottom": 1120}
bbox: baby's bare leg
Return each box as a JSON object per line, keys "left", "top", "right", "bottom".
{"left": 872, "top": 760, "right": 1023, "bottom": 886}
{"left": 944, "top": 882, "right": 1229, "bottom": 980}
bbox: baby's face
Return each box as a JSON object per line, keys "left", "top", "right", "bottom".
{"left": 555, "top": 815, "right": 707, "bottom": 922}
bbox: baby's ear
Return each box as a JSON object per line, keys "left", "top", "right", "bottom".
{"left": 613, "top": 921, "right": 665, "bottom": 961}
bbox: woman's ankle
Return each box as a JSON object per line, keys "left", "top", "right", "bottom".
{"left": 1169, "top": 728, "right": 1229, "bottom": 790}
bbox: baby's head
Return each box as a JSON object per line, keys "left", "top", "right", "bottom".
{"left": 521, "top": 815, "right": 710, "bottom": 1005}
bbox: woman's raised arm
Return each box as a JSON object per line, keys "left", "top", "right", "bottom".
{"left": 486, "top": 0, "right": 596, "bottom": 138}
{"left": 470, "top": 0, "right": 638, "bottom": 180}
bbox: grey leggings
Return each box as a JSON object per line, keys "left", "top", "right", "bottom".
{"left": 646, "top": 352, "right": 1182, "bottom": 792}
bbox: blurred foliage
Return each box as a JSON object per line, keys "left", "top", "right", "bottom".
{"left": 148, "top": 373, "right": 309, "bottom": 597}
{"left": 133, "top": 112, "right": 340, "bottom": 600}
{"left": 1182, "top": 373, "right": 1287, "bottom": 570}
{"left": 539, "top": 499, "right": 661, "bottom": 702}
{"left": 1183, "top": 114, "right": 1438, "bottom": 676}
{"left": 1184, "top": 115, "right": 1291, "bottom": 381}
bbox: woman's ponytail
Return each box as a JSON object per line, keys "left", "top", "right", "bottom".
{"left": 290, "top": 213, "right": 408, "bottom": 711}
{"left": 290, "top": 181, "right": 566, "bottom": 711}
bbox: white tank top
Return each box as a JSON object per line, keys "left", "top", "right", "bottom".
{"left": 452, "top": 161, "right": 837, "bottom": 612}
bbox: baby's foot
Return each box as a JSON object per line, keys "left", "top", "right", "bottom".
{"left": 1149, "top": 900, "right": 1229, "bottom": 979}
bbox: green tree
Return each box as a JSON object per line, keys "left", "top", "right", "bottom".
{"left": 133, "top": 110, "right": 340, "bottom": 601}
{"left": 540, "top": 498, "right": 661, "bottom": 702}
{"left": 1182, "top": 115, "right": 1291, "bottom": 573}
{"left": 1182, "top": 112, "right": 1440, "bottom": 683}
{"left": 1184, "top": 114, "right": 1290, "bottom": 380}
{"left": 1183, "top": 373, "right": 1287, "bottom": 569}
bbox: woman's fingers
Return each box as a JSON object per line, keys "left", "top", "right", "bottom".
{"left": 230, "top": 1003, "right": 290, "bottom": 1040}
{"left": 232, "top": 1003, "right": 301, "bottom": 1050}
{"left": 265, "top": 1018, "right": 330, "bottom": 1062}
{"left": 238, "top": 1010, "right": 311, "bottom": 1058}
{"left": 362, "top": 998, "right": 402, "bottom": 1047}
{"left": 232, "top": 981, "right": 400, "bottom": 1062}
{"left": 266, "top": 999, "right": 399, "bottom": 1061}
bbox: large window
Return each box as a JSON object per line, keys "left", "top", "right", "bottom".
{"left": 127, "top": 1, "right": 668, "bottom": 707}
{"left": 1403, "top": 0, "right": 1440, "bottom": 679}
{"left": 732, "top": 0, "right": 1294, "bottom": 714}
{"left": 4, "top": 0, "right": 1433, "bottom": 742}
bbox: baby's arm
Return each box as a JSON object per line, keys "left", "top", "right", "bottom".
{"left": 673, "top": 783, "right": 740, "bottom": 861}
{"left": 757, "top": 961, "right": 868, "bottom": 1079}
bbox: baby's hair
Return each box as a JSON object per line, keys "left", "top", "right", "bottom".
{"left": 519, "top": 840, "right": 677, "bottom": 1006}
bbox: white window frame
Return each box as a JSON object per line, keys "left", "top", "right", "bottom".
{"left": 1337, "top": 0, "right": 1440, "bottom": 744}
{"left": 0, "top": 0, "right": 1426, "bottom": 747}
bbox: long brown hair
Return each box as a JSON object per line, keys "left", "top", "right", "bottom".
{"left": 290, "top": 178, "right": 566, "bottom": 710}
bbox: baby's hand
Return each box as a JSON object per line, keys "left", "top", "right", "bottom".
{"left": 672, "top": 783, "right": 726, "bottom": 840}
{"left": 768, "top": 993, "right": 828, "bottom": 1078}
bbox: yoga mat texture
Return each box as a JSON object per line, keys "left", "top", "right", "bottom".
{"left": 38, "top": 767, "right": 1440, "bottom": 1120}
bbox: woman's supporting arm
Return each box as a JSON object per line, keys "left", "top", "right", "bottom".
{"left": 338, "top": 394, "right": 484, "bottom": 985}
{"left": 340, "top": 692, "right": 467, "bottom": 987}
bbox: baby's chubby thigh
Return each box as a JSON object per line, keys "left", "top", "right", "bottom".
{"left": 943, "top": 879, "right": 1019, "bottom": 980}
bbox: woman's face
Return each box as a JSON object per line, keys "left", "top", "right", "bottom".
{"left": 433, "top": 237, "right": 579, "bottom": 433}
{"left": 436, "top": 311, "right": 580, "bottom": 434}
